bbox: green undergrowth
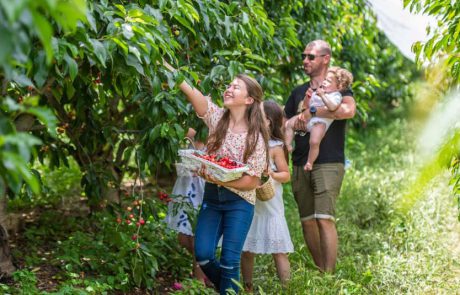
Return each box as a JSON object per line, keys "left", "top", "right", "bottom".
{"left": 248, "top": 118, "right": 460, "bottom": 294}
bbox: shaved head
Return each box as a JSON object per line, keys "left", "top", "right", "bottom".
{"left": 305, "top": 40, "right": 331, "bottom": 56}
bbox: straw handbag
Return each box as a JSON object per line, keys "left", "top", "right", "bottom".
{"left": 256, "top": 176, "right": 275, "bottom": 201}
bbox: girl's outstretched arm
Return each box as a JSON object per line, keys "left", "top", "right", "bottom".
{"left": 163, "top": 60, "right": 208, "bottom": 116}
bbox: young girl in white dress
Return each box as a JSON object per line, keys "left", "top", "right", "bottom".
{"left": 241, "top": 100, "right": 293, "bottom": 291}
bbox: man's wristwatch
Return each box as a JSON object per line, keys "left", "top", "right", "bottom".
{"left": 309, "top": 106, "right": 317, "bottom": 117}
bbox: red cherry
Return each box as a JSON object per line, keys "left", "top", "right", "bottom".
{"left": 132, "top": 234, "right": 137, "bottom": 240}
{"left": 139, "top": 219, "right": 145, "bottom": 225}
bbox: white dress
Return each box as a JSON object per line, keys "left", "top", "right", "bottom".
{"left": 165, "top": 144, "right": 205, "bottom": 236}
{"left": 243, "top": 140, "right": 294, "bottom": 254}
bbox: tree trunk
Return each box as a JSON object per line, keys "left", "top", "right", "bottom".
{"left": 103, "top": 165, "right": 121, "bottom": 205}
{"left": 87, "top": 163, "right": 122, "bottom": 212}
{"left": 0, "top": 187, "right": 15, "bottom": 277}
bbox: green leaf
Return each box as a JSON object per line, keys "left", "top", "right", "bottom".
{"left": 173, "top": 123, "right": 184, "bottom": 138}
{"left": 12, "top": 72, "right": 34, "bottom": 87}
{"left": 122, "top": 24, "right": 135, "bottom": 39}
{"left": 161, "top": 101, "right": 176, "bottom": 118}
{"left": 152, "top": 75, "right": 161, "bottom": 94}
{"left": 114, "top": 4, "right": 127, "bottom": 15}
{"left": 31, "top": 11, "right": 54, "bottom": 64}
{"left": 244, "top": 62, "right": 263, "bottom": 73}
{"left": 246, "top": 53, "right": 267, "bottom": 63}
{"left": 111, "top": 37, "right": 129, "bottom": 55}
{"left": 33, "top": 51, "right": 49, "bottom": 88}
{"left": 2, "top": 151, "right": 40, "bottom": 194}
{"left": 173, "top": 14, "right": 196, "bottom": 36}
{"left": 209, "top": 65, "right": 226, "bottom": 81}
{"left": 90, "top": 39, "right": 107, "bottom": 67}
{"left": 86, "top": 10, "right": 97, "bottom": 32}
{"left": 64, "top": 54, "right": 78, "bottom": 81}
{"left": 214, "top": 50, "right": 239, "bottom": 57}
{"left": 65, "top": 79, "right": 76, "bottom": 100}
{"left": 129, "top": 46, "right": 142, "bottom": 62}
{"left": 25, "top": 107, "right": 58, "bottom": 137}
{"left": 242, "top": 12, "right": 249, "bottom": 24}
{"left": 0, "top": 0, "right": 28, "bottom": 22}
{"left": 53, "top": 0, "right": 87, "bottom": 31}
{"left": 150, "top": 125, "right": 161, "bottom": 143}
{"left": 0, "top": 26, "right": 13, "bottom": 64}
{"left": 125, "top": 54, "right": 144, "bottom": 75}
{"left": 160, "top": 124, "right": 169, "bottom": 137}
{"left": 44, "top": 0, "right": 58, "bottom": 10}
{"left": 224, "top": 15, "right": 232, "bottom": 37}
{"left": 159, "top": 0, "right": 168, "bottom": 10}
{"left": 228, "top": 61, "right": 242, "bottom": 78}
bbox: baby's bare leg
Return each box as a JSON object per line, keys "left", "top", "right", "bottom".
{"left": 305, "top": 123, "right": 327, "bottom": 171}
{"left": 285, "top": 116, "right": 297, "bottom": 153}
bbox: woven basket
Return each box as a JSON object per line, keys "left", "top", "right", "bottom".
{"left": 256, "top": 176, "right": 275, "bottom": 201}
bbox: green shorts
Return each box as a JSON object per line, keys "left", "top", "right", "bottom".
{"left": 292, "top": 163, "right": 345, "bottom": 221}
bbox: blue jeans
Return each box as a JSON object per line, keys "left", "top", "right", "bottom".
{"left": 195, "top": 183, "right": 254, "bottom": 294}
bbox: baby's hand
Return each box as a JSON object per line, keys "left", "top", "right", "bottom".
{"left": 305, "top": 87, "right": 314, "bottom": 99}
{"left": 316, "top": 87, "right": 325, "bottom": 97}
{"left": 302, "top": 90, "right": 312, "bottom": 109}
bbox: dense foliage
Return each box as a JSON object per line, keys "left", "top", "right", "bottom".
{"left": 0, "top": 0, "right": 85, "bottom": 196}
{"left": 1, "top": 0, "right": 418, "bottom": 205}
{"left": 405, "top": 0, "right": 460, "bottom": 84}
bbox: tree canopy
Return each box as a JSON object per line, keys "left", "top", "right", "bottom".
{"left": 1, "top": 0, "right": 418, "bottom": 205}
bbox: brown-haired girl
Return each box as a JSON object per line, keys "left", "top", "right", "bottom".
{"left": 165, "top": 61, "right": 269, "bottom": 294}
{"left": 241, "top": 100, "right": 293, "bottom": 291}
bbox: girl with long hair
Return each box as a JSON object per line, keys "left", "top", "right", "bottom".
{"left": 241, "top": 100, "right": 293, "bottom": 290}
{"left": 166, "top": 61, "right": 269, "bottom": 294}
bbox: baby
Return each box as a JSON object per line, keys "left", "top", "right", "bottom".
{"left": 285, "top": 66, "right": 353, "bottom": 170}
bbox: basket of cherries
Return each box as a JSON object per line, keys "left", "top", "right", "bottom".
{"left": 178, "top": 150, "right": 249, "bottom": 182}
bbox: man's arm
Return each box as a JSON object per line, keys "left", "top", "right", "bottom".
{"left": 300, "top": 95, "right": 356, "bottom": 121}
{"left": 284, "top": 92, "right": 297, "bottom": 119}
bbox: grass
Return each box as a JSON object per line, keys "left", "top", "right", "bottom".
{"left": 248, "top": 118, "right": 460, "bottom": 294}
